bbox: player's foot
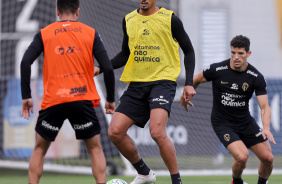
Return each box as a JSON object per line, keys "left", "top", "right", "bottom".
{"left": 231, "top": 179, "right": 248, "bottom": 184}
{"left": 130, "top": 170, "right": 156, "bottom": 184}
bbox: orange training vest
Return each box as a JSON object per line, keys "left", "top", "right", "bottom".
{"left": 40, "top": 21, "right": 100, "bottom": 110}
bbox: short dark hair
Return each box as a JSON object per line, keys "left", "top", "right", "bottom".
{"left": 57, "top": 0, "right": 79, "bottom": 14}
{"left": 230, "top": 35, "right": 250, "bottom": 52}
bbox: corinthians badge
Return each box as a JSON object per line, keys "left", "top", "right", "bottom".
{"left": 224, "top": 134, "right": 230, "bottom": 142}
{"left": 242, "top": 82, "right": 249, "bottom": 91}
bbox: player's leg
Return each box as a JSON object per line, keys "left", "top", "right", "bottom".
{"left": 148, "top": 81, "right": 181, "bottom": 184}
{"left": 30, "top": 104, "right": 66, "bottom": 184}
{"left": 249, "top": 141, "right": 273, "bottom": 184}
{"left": 108, "top": 112, "right": 139, "bottom": 163}
{"left": 109, "top": 84, "right": 151, "bottom": 165}
{"left": 227, "top": 141, "right": 249, "bottom": 179}
{"left": 150, "top": 108, "right": 178, "bottom": 173}
{"left": 243, "top": 119, "right": 273, "bottom": 184}
{"left": 28, "top": 132, "right": 51, "bottom": 184}
{"left": 108, "top": 112, "right": 156, "bottom": 184}
{"left": 67, "top": 101, "right": 106, "bottom": 183}
{"left": 84, "top": 134, "right": 106, "bottom": 183}
{"left": 150, "top": 108, "right": 181, "bottom": 184}
{"left": 109, "top": 85, "right": 156, "bottom": 184}
{"left": 212, "top": 123, "right": 248, "bottom": 184}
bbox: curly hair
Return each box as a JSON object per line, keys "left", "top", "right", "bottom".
{"left": 230, "top": 35, "right": 250, "bottom": 52}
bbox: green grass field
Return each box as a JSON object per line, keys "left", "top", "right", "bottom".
{"left": 1, "top": 168, "right": 282, "bottom": 184}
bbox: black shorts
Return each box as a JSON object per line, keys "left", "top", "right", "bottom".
{"left": 36, "top": 101, "right": 101, "bottom": 141}
{"left": 116, "top": 81, "right": 176, "bottom": 128}
{"left": 212, "top": 118, "right": 267, "bottom": 148}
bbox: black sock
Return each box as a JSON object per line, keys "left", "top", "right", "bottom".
{"left": 233, "top": 177, "right": 244, "bottom": 184}
{"left": 132, "top": 158, "right": 150, "bottom": 175}
{"left": 258, "top": 176, "right": 268, "bottom": 184}
{"left": 171, "top": 173, "right": 182, "bottom": 184}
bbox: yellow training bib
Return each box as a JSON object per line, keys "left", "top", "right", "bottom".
{"left": 121, "top": 8, "right": 180, "bottom": 83}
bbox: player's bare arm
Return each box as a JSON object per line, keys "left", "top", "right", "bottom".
{"left": 193, "top": 70, "right": 207, "bottom": 89}
{"left": 257, "top": 94, "right": 276, "bottom": 144}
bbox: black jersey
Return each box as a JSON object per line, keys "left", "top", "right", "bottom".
{"left": 203, "top": 59, "right": 267, "bottom": 125}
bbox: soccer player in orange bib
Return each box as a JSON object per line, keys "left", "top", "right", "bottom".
{"left": 20, "top": 0, "right": 115, "bottom": 183}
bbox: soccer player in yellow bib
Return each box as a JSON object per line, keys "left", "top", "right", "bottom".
{"left": 95, "top": 0, "right": 195, "bottom": 183}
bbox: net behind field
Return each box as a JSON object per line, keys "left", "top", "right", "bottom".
{"left": 1, "top": 0, "right": 281, "bottom": 176}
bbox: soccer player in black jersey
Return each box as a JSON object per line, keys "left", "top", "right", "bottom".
{"left": 180, "top": 35, "right": 276, "bottom": 184}
{"left": 95, "top": 0, "right": 195, "bottom": 183}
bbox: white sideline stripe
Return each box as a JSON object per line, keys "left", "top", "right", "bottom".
{"left": 0, "top": 160, "right": 92, "bottom": 175}
{"left": 1, "top": 160, "right": 282, "bottom": 176}
{"left": 155, "top": 169, "right": 282, "bottom": 176}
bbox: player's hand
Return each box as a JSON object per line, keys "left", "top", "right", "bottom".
{"left": 105, "top": 101, "right": 115, "bottom": 114}
{"left": 178, "top": 96, "right": 194, "bottom": 112}
{"left": 94, "top": 67, "right": 100, "bottom": 76}
{"left": 182, "top": 85, "right": 196, "bottom": 101}
{"left": 21, "top": 98, "right": 34, "bottom": 120}
{"left": 262, "top": 129, "right": 276, "bottom": 145}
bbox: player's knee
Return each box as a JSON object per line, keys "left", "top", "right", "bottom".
{"left": 108, "top": 126, "right": 123, "bottom": 142}
{"left": 150, "top": 129, "right": 166, "bottom": 143}
{"left": 85, "top": 140, "right": 102, "bottom": 153}
{"left": 34, "top": 144, "right": 49, "bottom": 156}
{"left": 235, "top": 153, "right": 249, "bottom": 165}
{"left": 261, "top": 153, "right": 274, "bottom": 166}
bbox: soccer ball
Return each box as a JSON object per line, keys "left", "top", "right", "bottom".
{"left": 106, "top": 179, "right": 128, "bottom": 184}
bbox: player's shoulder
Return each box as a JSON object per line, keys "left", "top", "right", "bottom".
{"left": 41, "top": 21, "right": 93, "bottom": 30}
{"left": 158, "top": 7, "right": 174, "bottom": 15}
{"left": 245, "top": 62, "right": 264, "bottom": 78}
{"left": 125, "top": 9, "right": 138, "bottom": 22}
{"left": 206, "top": 59, "right": 230, "bottom": 71}
{"left": 214, "top": 59, "right": 229, "bottom": 67}
{"left": 41, "top": 22, "right": 57, "bottom": 31}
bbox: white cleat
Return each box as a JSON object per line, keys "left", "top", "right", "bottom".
{"left": 130, "top": 170, "right": 156, "bottom": 184}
